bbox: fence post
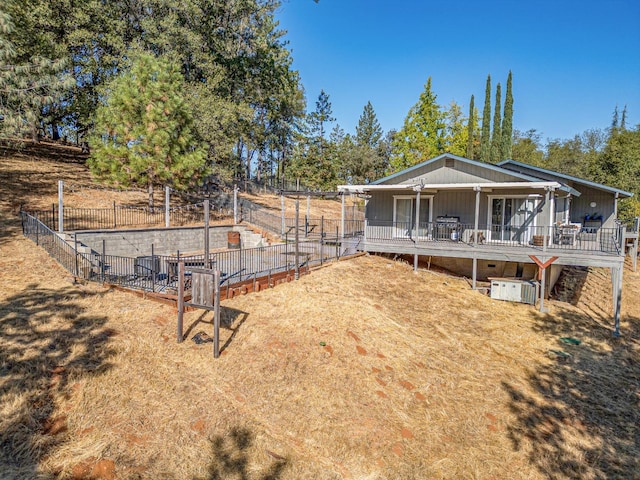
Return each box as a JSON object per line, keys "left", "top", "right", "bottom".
{"left": 320, "top": 216, "right": 324, "bottom": 265}
{"left": 340, "top": 192, "right": 345, "bottom": 239}
{"left": 213, "top": 269, "right": 221, "bottom": 358}
{"left": 101, "top": 239, "right": 106, "bottom": 283}
{"left": 74, "top": 232, "right": 79, "bottom": 278}
{"left": 151, "top": 243, "right": 156, "bottom": 293}
{"left": 295, "top": 198, "right": 300, "bottom": 280}
{"left": 165, "top": 186, "right": 170, "bottom": 227}
{"left": 281, "top": 193, "right": 285, "bottom": 236}
{"left": 233, "top": 185, "right": 238, "bottom": 224}
{"left": 113, "top": 201, "right": 117, "bottom": 229}
{"left": 204, "top": 200, "right": 210, "bottom": 268}
{"left": 58, "top": 180, "right": 64, "bottom": 233}
{"left": 177, "top": 261, "right": 184, "bottom": 342}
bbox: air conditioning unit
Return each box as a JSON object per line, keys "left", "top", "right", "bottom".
{"left": 489, "top": 278, "right": 539, "bottom": 305}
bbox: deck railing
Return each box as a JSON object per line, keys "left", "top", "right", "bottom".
{"left": 364, "top": 221, "right": 625, "bottom": 255}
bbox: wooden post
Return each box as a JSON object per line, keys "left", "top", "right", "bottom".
{"left": 58, "top": 180, "right": 64, "bottom": 233}
{"left": 540, "top": 266, "right": 547, "bottom": 312}
{"left": 414, "top": 188, "right": 420, "bottom": 272}
{"left": 177, "top": 261, "right": 184, "bottom": 342}
{"left": 295, "top": 198, "right": 300, "bottom": 280}
{"left": 204, "top": 200, "right": 210, "bottom": 268}
{"left": 472, "top": 256, "right": 478, "bottom": 290}
{"left": 474, "top": 186, "right": 481, "bottom": 246}
{"left": 612, "top": 265, "right": 622, "bottom": 337}
{"left": 165, "top": 186, "right": 170, "bottom": 227}
{"left": 340, "top": 193, "right": 345, "bottom": 239}
{"left": 214, "top": 269, "right": 221, "bottom": 358}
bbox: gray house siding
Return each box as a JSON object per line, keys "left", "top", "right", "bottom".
{"left": 380, "top": 157, "right": 527, "bottom": 186}
{"left": 569, "top": 185, "right": 617, "bottom": 228}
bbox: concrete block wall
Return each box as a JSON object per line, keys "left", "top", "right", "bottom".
{"left": 75, "top": 225, "right": 247, "bottom": 257}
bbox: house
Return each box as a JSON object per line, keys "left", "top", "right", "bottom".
{"left": 338, "top": 153, "right": 634, "bottom": 334}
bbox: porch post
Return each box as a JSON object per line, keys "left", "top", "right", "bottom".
{"left": 473, "top": 186, "right": 481, "bottom": 246}
{"left": 414, "top": 188, "right": 421, "bottom": 272}
{"left": 363, "top": 195, "right": 369, "bottom": 243}
{"left": 544, "top": 187, "right": 554, "bottom": 251}
{"left": 614, "top": 192, "right": 619, "bottom": 218}
{"left": 165, "top": 186, "right": 170, "bottom": 228}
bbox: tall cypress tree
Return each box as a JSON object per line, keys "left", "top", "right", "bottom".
{"left": 480, "top": 75, "right": 492, "bottom": 162}
{"left": 501, "top": 71, "right": 513, "bottom": 160}
{"left": 466, "top": 94, "right": 475, "bottom": 159}
{"left": 490, "top": 83, "right": 502, "bottom": 163}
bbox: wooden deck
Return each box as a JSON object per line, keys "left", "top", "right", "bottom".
{"left": 361, "top": 237, "right": 625, "bottom": 268}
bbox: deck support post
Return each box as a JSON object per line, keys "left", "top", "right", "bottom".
{"left": 414, "top": 187, "right": 422, "bottom": 272}
{"left": 612, "top": 264, "right": 623, "bottom": 337}
{"left": 472, "top": 255, "right": 477, "bottom": 289}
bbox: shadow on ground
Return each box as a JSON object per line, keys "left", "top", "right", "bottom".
{"left": 502, "top": 306, "right": 640, "bottom": 479}
{"left": 185, "top": 307, "right": 249, "bottom": 354}
{"left": 195, "top": 427, "right": 288, "bottom": 480}
{"left": 0, "top": 283, "right": 115, "bottom": 479}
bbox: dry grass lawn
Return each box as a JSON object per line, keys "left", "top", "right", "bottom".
{"left": 1, "top": 144, "right": 639, "bottom": 479}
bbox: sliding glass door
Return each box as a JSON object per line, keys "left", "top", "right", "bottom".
{"left": 489, "top": 196, "right": 538, "bottom": 243}
{"left": 393, "top": 195, "right": 432, "bottom": 238}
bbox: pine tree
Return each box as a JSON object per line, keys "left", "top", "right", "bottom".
{"left": 0, "top": 7, "right": 72, "bottom": 141}
{"left": 88, "top": 52, "right": 207, "bottom": 209}
{"left": 390, "top": 77, "right": 445, "bottom": 171}
{"left": 490, "top": 83, "right": 502, "bottom": 163}
{"left": 621, "top": 105, "right": 628, "bottom": 130}
{"left": 501, "top": 71, "right": 514, "bottom": 160}
{"left": 355, "top": 101, "right": 382, "bottom": 148}
{"left": 466, "top": 94, "right": 475, "bottom": 159}
{"left": 480, "top": 75, "right": 492, "bottom": 162}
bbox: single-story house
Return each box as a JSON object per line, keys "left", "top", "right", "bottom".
{"left": 338, "top": 153, "right": 635, "bottom": 334}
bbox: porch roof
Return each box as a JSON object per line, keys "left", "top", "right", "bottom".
{"left": 338, "top": 180, "right": 565, "bottom": 195}
{"left": 498, "top": 159, "right": 634, "bottom": 199}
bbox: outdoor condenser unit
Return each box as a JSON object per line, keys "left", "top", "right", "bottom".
{"left": 489, "top": 278, "right": 539, "bottom": 305}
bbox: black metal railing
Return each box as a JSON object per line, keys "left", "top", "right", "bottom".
{"left": 23, "top": 203, "right": 232, "bottom": 232}
{"left": 363, "top": 221, "right": 625, "bottom": 255}
{"left": 21, "top": 212, "right": 359, "bottom": 293}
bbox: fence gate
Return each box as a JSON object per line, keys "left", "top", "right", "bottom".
{"left": 177, "top": 262, "right": 222, "bottom": 358}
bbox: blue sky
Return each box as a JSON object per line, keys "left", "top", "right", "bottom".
{"left": 276, "top": 0, "right": 640, "bottom": 143}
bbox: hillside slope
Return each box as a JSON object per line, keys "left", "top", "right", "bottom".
{"left": 0, "top": 144, "right": 638, "bottom": 479}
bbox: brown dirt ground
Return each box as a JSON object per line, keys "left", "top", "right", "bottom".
{"left": 1, "top": 145, "right": 639, "bottom": 479}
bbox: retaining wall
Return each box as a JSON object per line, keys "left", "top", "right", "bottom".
{"left": 75, "top": 225, "right": 247, "bottom": 257}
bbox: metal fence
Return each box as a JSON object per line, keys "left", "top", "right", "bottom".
{"left": 24, "top": 202, "right": 232, "bottom": 232}
{"left": 21, "top": 212, "right": 360, "bottom": 294}
{"left": 238, "top": 197, "right": 364, "bottom": 239}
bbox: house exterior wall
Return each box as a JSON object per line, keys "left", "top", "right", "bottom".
{"left": 366, "top": 188, "right": 552, "bottom": 228}
{"left": 569, "top": 185, "right": 617, "bottom": 228}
